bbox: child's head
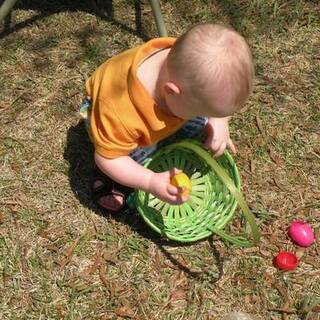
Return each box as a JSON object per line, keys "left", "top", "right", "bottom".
{"left": 163, "top": 23, "right": 254, "bottom": 119}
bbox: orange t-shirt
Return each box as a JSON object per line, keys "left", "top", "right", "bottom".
{"left": 85, "top": 38, "right": 186, "bottom": 159}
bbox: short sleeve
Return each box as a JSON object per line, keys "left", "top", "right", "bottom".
{"left": 90, "top": 99, "right": 138, "bottom": 159}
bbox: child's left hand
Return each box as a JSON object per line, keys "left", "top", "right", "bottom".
{"left": 204, "top": 117, "right": 236, "bottom": 158}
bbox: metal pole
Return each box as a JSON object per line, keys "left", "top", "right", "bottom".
{"left": 0, "top": 0, "right": 18, "bottom": 22}
{"left": 149, "top": 0, "right": 167, "bottom": 37}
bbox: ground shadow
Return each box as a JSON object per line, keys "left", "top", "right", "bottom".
{"left": 0, "top": 0, "right": 149, "bottom": 41}
{"left": 64, "top": 121, "right": 224, "bottom": 280}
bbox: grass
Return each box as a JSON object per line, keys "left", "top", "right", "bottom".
{"left": 0, "top": 0, "right": 319, "bottom": 319}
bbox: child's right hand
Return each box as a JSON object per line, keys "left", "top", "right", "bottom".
{"left": 147, "top": 168, "right": 189, "bottom": 205}
{"left": 205, "top": 117, "right": 236, "bottom": 158}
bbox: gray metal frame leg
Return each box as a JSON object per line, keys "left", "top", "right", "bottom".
{"left": 149, "top": 0, "right": 167, "bottom": 37}
{"left": 0, "top": 0, "right": 18, "bottom": 22}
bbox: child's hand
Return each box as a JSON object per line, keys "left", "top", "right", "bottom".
{"left": 204, "top": 117, "right": 236, "bottom": 158}
{"left": 147, "top": 168, "right": 189, "bottom": 205}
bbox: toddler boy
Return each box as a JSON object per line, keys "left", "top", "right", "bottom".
{"left": 83, "top": 23, "right": 254, "bottom": 212}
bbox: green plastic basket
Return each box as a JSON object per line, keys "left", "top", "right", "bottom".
{"left": 133, "top": 139, "right": 260, "bottom": 247}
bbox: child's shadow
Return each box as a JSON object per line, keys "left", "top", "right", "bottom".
{"left": 1, "top": 0, "right": 149, "bottom": 41}
{"left": 63, "top": 121, "right": 161, "bottom": 235}
{"left": 63, "top": 121, "right": 95, "bottom": 212}
{"left": 64, "top": 121, "right": 224, "bottom": 281}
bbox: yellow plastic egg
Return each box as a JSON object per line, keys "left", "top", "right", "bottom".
{"left": 170, "top": 172, "right": 192, "bottom": 196}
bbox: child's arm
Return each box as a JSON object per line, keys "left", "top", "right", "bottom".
{"left": 204, "top": 117, "right": 236, "bottom": 158}
{"left": 94, "top": 153, "right": 188, "bottom": 205}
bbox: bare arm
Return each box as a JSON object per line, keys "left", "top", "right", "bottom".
{"left": 204, "top": 116, "right": 236, "bottom": 157}
{"left": 94, "top": 152, "right": 188, "bottom": 204}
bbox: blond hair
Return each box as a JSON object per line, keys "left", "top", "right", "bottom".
{"left": 167, "top": 23, "right": 254, "bottom": 115}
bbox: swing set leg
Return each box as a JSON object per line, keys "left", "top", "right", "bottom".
{"left": 149, "top": 0, "right": 167, "bottom": 37}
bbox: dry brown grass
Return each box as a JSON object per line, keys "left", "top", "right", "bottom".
{"left": 0, "top": 0, "right": 319, "bottom": 319}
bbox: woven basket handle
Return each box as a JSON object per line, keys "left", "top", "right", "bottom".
{"left": 171, "top": 140, "right": 261, "bottom": 247}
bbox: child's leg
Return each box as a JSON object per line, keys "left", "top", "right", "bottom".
{"left": 177, "top": 116, "right": 208, "bottom": 140}
{"left": 129, "top": 144, "right": 158, "bottom": 164}
{"left": 128, "top": 117, "right": 207, "bottom": 166}
{"left": 158, "top": 117, "right": 208, "bottom": 148}
{"left": 92, "top": 146, "right": 158, "bottom": 212}
{"left": 92, "top": 166, "right": 132, "bottom": 212}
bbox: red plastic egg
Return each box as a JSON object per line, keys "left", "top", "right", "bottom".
{"left": 274, "top": 251, "right": 298, "bottom": 270}
{"left": 288, "top": 220, "right": 314, "bottom": 247}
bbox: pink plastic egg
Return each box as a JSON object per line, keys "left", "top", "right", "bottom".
{"left": 288, "top": 220, "right": 314, "bottom": 247}
{"left": 274, "top": 251, "right": 298, "bottom": 270}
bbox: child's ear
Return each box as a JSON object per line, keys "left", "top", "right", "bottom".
{"left": 164, "top": 81, "right": 181, "bottom": 95}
